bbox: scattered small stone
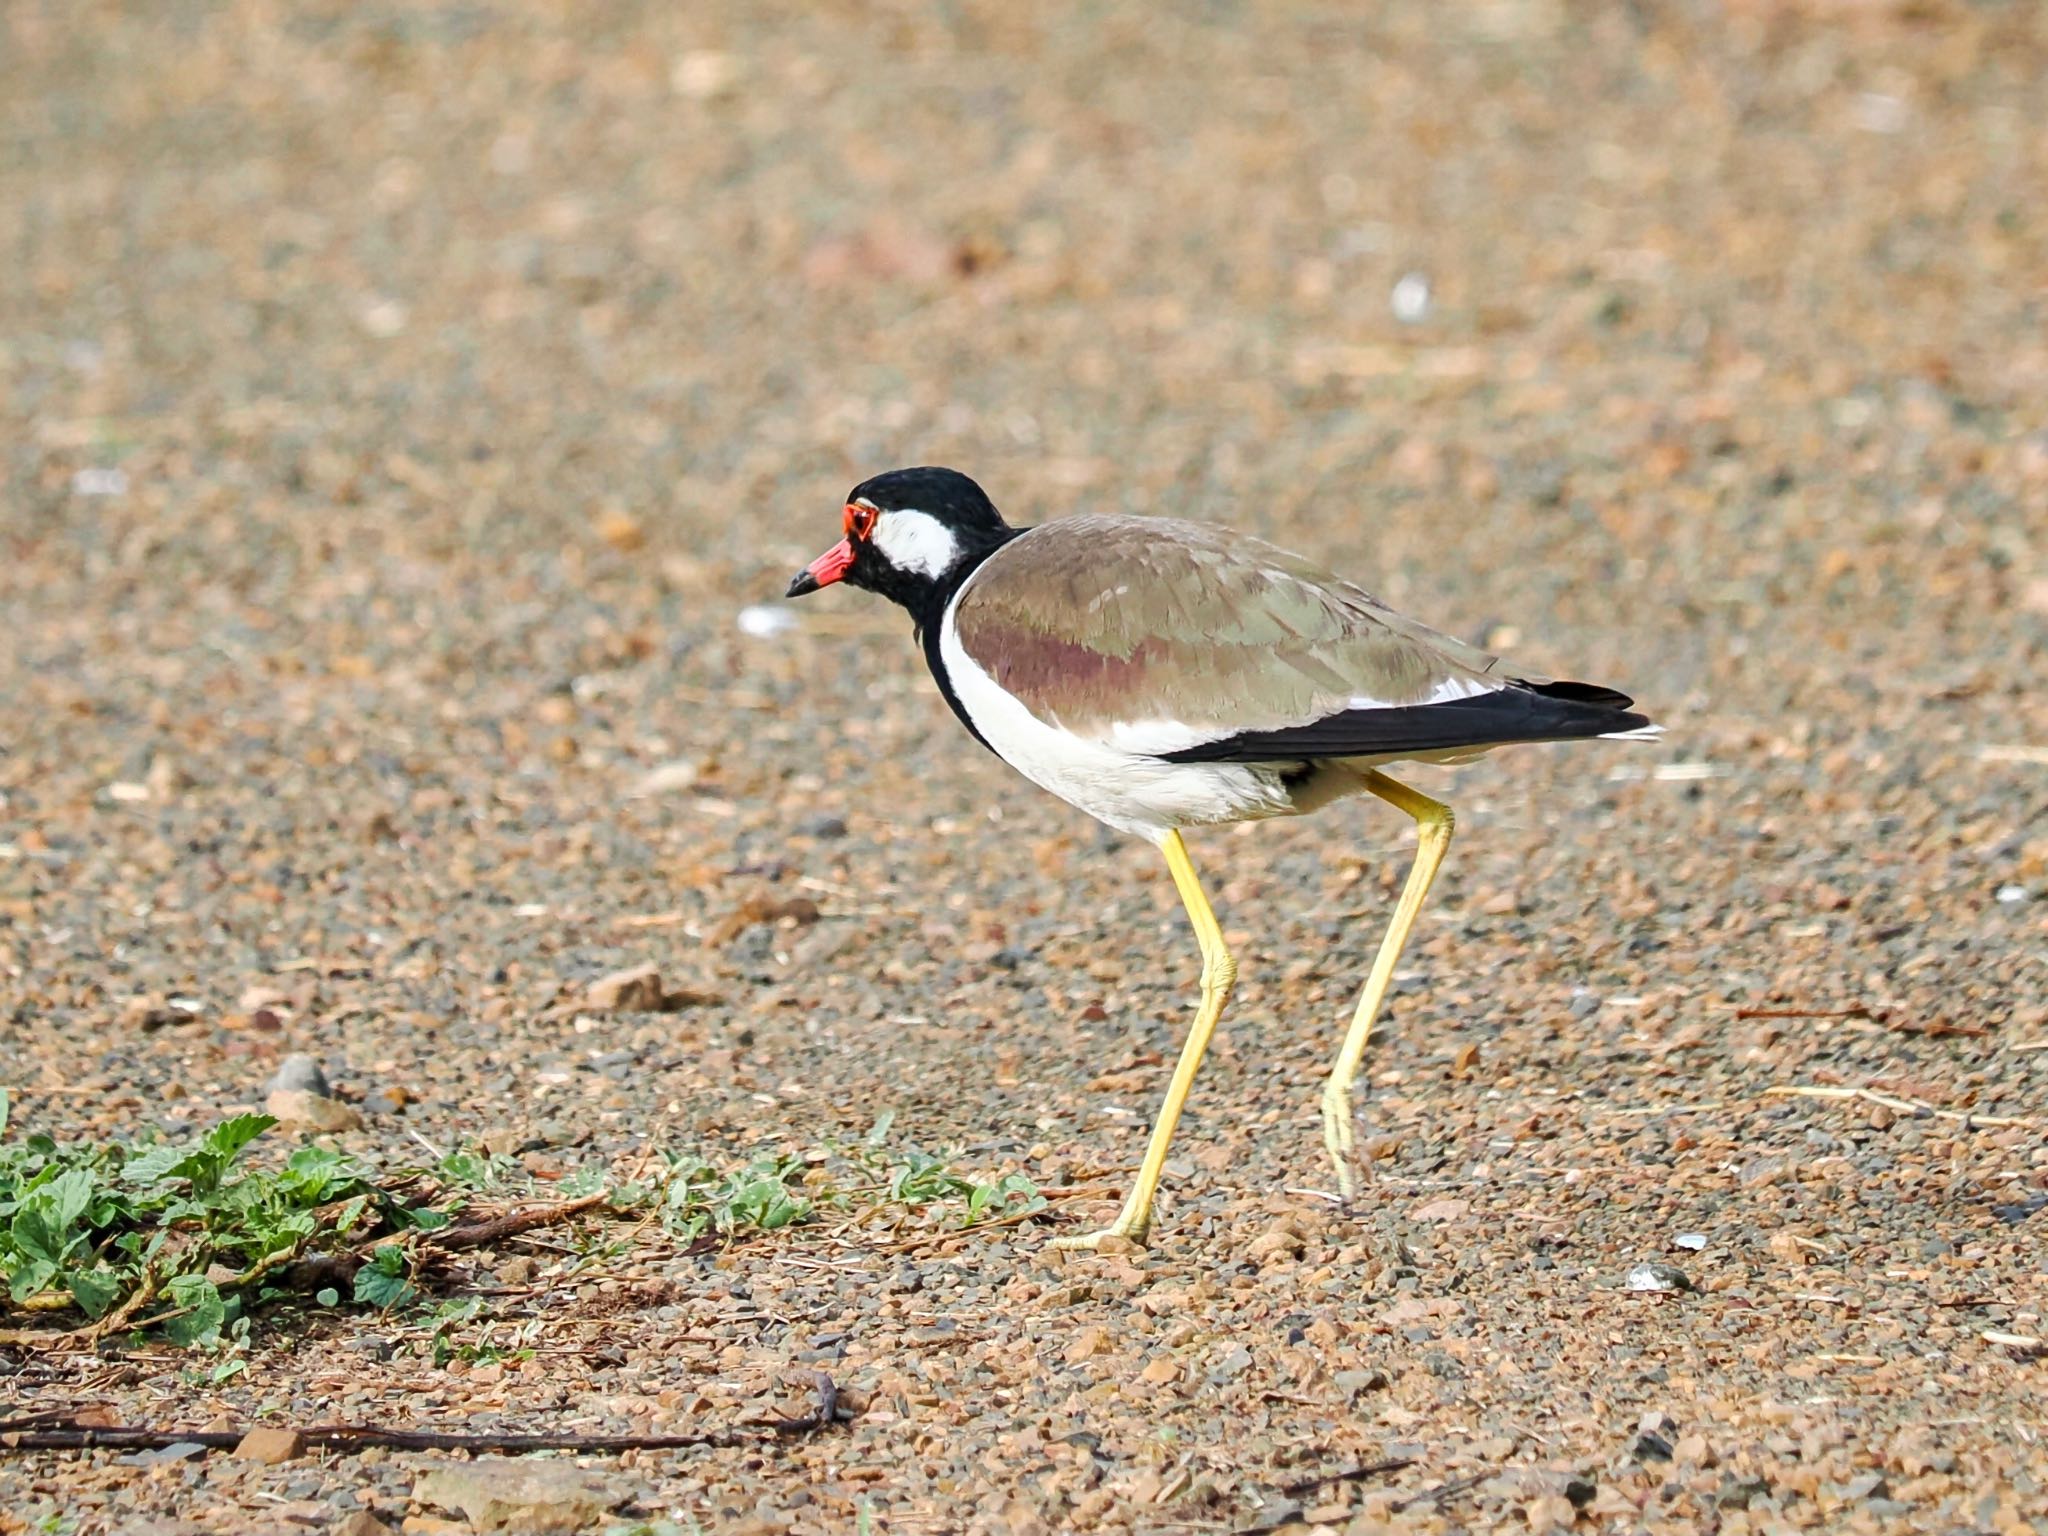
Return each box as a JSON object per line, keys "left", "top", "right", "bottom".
{"left": 585, "top": 963, "right": 668, "bottom": 1012}
{"left": 593, "top": 506, "right": 645, "bottom": 552}
{"left": 1673, "top": 1433, "right": 1712, "bottom": 1464}
{"left": 1410, "top": 1197, "right": 1470, "bottom": 1224}
{"left": 266, "top": 1088, "right": 363, "bottom": 1134}
{"left": 73, "top": 466, "right": 129, "bottom": 497}
{"left": 1717, "top": 1476, "right": 1773, "bottom": 1509}
{"left": 363, "top": 1086, "right": 410, "bottom": 1115}
{"left": 333, "top": 1513, "right": 392, "bottom": 1536}
{"left": 1247, "top": 1224, "right": 1305, "bottom": 1261}
{"left": 1993, "top": 1194, "right": 2048, "bottom": 1225}
{"left": 1334, "top": 1368, "right": 1390, "bottom": 1397}
{"left": 1246, "top": 1498, "right": 1302, "bottom": 1531}
{"left": 123, "top": 996, "right": 200, "bottom": 1032}
{"left": 629, "top": 759, "right": 699, "bottom": 797}
{"left": 1625, "top": 1262, "right": 1694, "bottom": 1294}
{"left": 582, "top": 963, "right": 717, "bottom": 1013}
{"left": 1207, "top": 1345, "right": 1253, "bottom": 1382}
{"left": 117, "top": 1441, "right": 208, "bottom": 1466}
{"left": 233, "top": 1426, "right": 306, "bottom": 1464}
{"left": 1390, "top": 271, "right": 1432, "bottom": 324}
{"left": 413, "top": 1459, "right": 635, "bottom": 1534}
{"left": 9, "top": 13, "right": 2045, "bottom": 1531}
{"left": 1632, "top": 1430, "right": 1675, "bottom": 1462}
{"left": 266, "top": 1054, "right": 334, "bottom": 1097}
{"left": 1673, "top": 1232, "right": 1708, "bottom": 1251}
{"left": 1064, "top": 1325, "right": 1111, "bottom": 1364}
{"left": 736, "top": 603, "right": 797, "bottom": 638}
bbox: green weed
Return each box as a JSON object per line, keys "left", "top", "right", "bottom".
{"left": 0, "top": 1091, "right": 1043, "bottom": 1351}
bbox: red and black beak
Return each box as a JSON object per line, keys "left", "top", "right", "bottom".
{"left": 786, "top": 502, "right": 876, "bottom": 597}
{"left": 785, "top": 538, "right": 853, "bottom": 598}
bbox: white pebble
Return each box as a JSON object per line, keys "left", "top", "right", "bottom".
{"left": 737, "top": 603, "right": 798, "bottom": 638}
{"left": 1390, "top": 271, "right": 1433, "bottom": 324}
{"left": 1625, "top": 1262, "right": 1692, "bottom": 1293}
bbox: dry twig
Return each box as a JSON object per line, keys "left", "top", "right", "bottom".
{"left": 1764, "top": 1084, "right": 2035, "bottom": 1129}
{"left": 0, "top": 1373, "right": 850, "bottom": 1456}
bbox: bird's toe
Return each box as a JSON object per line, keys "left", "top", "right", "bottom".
{"left": 1051, "top": 1226, "right": 1150, "bottom": 1256}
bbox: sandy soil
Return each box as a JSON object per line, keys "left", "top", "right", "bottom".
{"left": 3, "top": 1, "right": 2045, "bottom": 1532}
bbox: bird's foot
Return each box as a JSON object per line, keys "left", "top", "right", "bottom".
{"left": 1052, "top": 1199, "right": 1152, "bottom": 1254}
{"left": 1320, "top": 1081, "right": 1364, "bottom": 1201}
{"left": 1051, "top": 1224, "right": 1149, "bottom": 1255}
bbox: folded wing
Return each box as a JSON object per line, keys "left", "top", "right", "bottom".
{"left": 949, "top": 516, "right": 1650, "bottom": 763}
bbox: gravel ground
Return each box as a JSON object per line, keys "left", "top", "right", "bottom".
{"left": 4, "top": 2, "right": 2046, "bottom": 1532}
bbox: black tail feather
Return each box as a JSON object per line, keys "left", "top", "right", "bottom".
{"left": 1157, "top": 681, "right": 1652, "bottom": 765}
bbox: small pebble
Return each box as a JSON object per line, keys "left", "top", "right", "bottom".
{"left": 265, "top": 1054, "right": 333, "bottom": 1097}
{"left": 1625, "top": 1263, "right": 1694, "bottom": 1294}
{"left": 736, "top": 604, "right": 798, "bottom": 638}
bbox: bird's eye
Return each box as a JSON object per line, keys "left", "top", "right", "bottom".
{"left": 844, "top": 503, "right": 878, "bottom": 540}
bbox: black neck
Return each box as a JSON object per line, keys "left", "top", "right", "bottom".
{"left": 908, "top": 525, "right": 1026, "bottom": 756}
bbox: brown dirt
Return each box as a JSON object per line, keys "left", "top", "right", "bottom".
{"left": 3, "top": 2, "right": 2045, "bottom": 1533}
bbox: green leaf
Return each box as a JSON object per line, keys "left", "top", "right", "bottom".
{"left": 163, "top": 1274, "right": 226, "bottom": 1347}
{"left": 10, "top": 1167, "right": 95, "bottom": 1265}
{"left": 429, "top": 1295, "right": 484, "bottom": 1330}
{"left": 120, "top": 1140, "right": 191, "bottom": 1188}
{"left": 608, "top": 1180, "right": 652, "bottom": 1211}
{"left": 126, "top": 1114, "right": 276, "bottom": 1195}
{"left": 66, "top": 1266, "right": 123, "bottom": 1318}
{"left": 0, "top": 1087, "right": 10, "bottom": 1139}
{"left": 7, "top": 1256, "right": 57, "bottom": 1305}
{"left": 962, "top": 1172, "right": 1044, "bottom": 1226}
{"left": 315, "top": 1286, "right": 340, "bottom": 1307}
{"left": 398, "top": 1205, "right": 451, "bottom": 1232}
{"left": 202, "top": 1113, "right": 277, "bottom": 1163}
{"left": 353, "top": 1245, "right": 415, "bottom": 1309}
{"left": 279, "top": 1145, "right": 351, "bottom": 1201}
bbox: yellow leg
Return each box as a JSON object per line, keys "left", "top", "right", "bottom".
{"left": 1320, "top": 771, "right": 1454, "bottom": 1198}
{"left": 1055, "top": 829, "right": 1236, "bottom": 1252}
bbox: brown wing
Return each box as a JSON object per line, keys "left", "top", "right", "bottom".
{"left": 950, "top": 515, "right": 1513, "bottom": 744}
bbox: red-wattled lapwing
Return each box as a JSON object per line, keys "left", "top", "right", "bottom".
{"left": 786, "top": 467, "right": 1656, "bottom": 1249}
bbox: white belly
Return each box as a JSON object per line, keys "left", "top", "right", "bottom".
{"left": 938, "top": 607, "right": 1305, "bottom": 843}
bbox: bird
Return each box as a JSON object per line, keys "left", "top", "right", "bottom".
{"left": 785, "top": 466, "right": 1656, "bottom": 1250}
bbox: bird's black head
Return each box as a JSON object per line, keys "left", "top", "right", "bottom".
{"left": 785, "top": 466, "right": 1018, "bottom": 614}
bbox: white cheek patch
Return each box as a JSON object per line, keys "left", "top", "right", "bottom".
{"left": 872, "top": 509, "right": 961, "bottom": 579}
